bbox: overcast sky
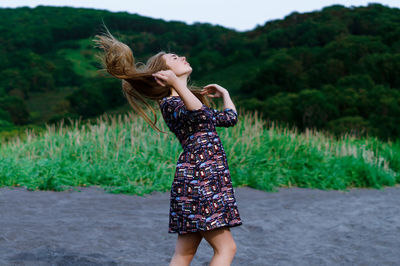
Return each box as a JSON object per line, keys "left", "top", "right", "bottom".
{"left": 1, "top": 0, "right": 400, "bottom": 32}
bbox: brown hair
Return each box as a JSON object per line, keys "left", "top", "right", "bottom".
{"left": 92, "top": 23, "right": 210, "bottom": 133}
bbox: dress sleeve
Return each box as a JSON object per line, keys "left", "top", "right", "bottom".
{"left": 210, "top": 108, "right": 238, "bottom": 127}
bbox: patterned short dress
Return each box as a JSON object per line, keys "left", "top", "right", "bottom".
{"left": 158, "top": 95, "right": 243, "bottom": 235}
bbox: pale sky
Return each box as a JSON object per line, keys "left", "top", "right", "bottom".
{"left": 2, "top": 0, "right": 400, "bottom": 32}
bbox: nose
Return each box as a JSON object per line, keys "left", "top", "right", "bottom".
{"left": 182, "top": 56, "right": 186, "bottom": 62}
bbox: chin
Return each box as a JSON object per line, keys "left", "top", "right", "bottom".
{"left": 181, "top": 68, "right": 192, "bottom": 76}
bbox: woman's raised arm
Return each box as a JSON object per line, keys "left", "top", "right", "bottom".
{"left": 152, "top": 70, "right": 203, "bottom": 111}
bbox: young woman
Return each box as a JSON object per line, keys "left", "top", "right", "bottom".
{"left": 93, "top": 25, "right": 243, "bottom": 266}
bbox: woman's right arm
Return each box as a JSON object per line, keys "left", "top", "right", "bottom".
{"left": 172, "top": 79, "right": 204, "bottom": 111}
{"left": 152, "top": 70, "right": 203, "bottom": 111}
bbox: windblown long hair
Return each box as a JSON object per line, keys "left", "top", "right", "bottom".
{"left": 92, "top": 23, "right": 209, "bottom": 133}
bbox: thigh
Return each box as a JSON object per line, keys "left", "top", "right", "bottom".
{"left": 199, "top": 227, "right": 236, "bottom": 252}
{"left": 175, "top": 231, "right": 203, "bottom": 255}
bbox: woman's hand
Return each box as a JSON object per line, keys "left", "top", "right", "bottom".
{"left": 152, "top": 70, "right": 179, "bottom": 87}
{"left": 200, "top": 84, "right": 228, "bottom": 98}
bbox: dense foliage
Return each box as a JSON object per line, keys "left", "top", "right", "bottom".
{"left": 0, "top": 3, "right": 399, "bottom": 141}
{"left": 1, "top": 109, "right": 398, "bottom": 194}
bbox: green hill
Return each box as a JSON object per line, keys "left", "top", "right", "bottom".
{"left": 0, "top": 3, "right": 399, "bottom": 141}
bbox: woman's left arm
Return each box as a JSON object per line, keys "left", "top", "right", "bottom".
{"left": 201, "top": 84, "right": 238, "bottom": 127}
{"left": 220, "top": 91, "right": 237, "bottom": 114}
{"left": 201, "top": 84, "right": 237, "bottom": 112}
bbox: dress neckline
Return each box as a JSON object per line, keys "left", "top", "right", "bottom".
{"left": 159, "top": 95, "right": 180, "bottom": 105}
{"left": 162, "top": 95, "right": 180, "bottom": 101}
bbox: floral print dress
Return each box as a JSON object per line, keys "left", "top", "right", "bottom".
{"left": 158, "top": 95, "right": 243, "bottom": 235}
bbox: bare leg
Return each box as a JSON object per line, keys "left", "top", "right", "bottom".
{"left": 199, "top": 227, "right": 237, "bottom": 266}
{"left": 169, "top": 231, "right": 203, "bottom": 266}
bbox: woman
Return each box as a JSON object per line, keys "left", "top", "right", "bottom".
{"left": 93, "top": 25, "right": 243, "bottom": 266}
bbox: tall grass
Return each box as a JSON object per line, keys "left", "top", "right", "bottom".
{"left": 0, "top": 106, "right": 399, "bottom": 196}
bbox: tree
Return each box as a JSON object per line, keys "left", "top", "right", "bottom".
{"left": 0, "top": 96, "right": 30, "bottom": 125}
{"left": 293, "top": 89, "right": 339, "bottom": 130}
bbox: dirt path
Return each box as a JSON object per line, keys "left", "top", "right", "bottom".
{"left": 1, "top": 185, "right": 399, "bottom": 265}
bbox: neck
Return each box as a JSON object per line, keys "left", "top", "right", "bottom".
{"left": 169, "top": 90, "right": 180, "bottom": 96}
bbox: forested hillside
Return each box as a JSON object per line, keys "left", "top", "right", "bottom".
{"left": 0, "top": 3, "right": 399, "bottom": 141}
{"left": 238, "top": 4, "right": 400, "bottom": 141}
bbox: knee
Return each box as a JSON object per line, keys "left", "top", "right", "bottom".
{"left": 174, "top": 251, "right": 196, "bottom": 259}
{"left": 214, "top": 242, "right": 237, "bottom": 256}
{"left": 175, "top": 246, "right": 197, "bottom": 257}
{"left": 231, "top": 242, "right": 237, "bottom": 254}
{"left": 170, "top": 250, "right": 197, "bottom": 266}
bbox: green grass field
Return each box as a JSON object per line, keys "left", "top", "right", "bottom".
{"left": 0, "top": 105, "right": 399, "bottom": 196}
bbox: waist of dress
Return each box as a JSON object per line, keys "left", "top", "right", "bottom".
{"left": 180, "top": 131, "right": 218, "bottom": 150}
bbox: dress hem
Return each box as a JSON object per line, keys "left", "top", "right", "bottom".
{"left": 168, "top": 221, "right": 243, "bottom": 235}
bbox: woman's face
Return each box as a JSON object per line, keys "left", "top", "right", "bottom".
{"left": 163, "top": 53, "right": 192, "bottom": 77}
